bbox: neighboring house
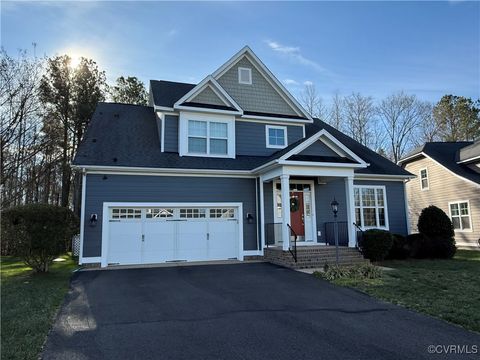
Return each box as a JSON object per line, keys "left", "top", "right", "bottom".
{"left": 399, "top": 141, "right": 480, "bottom": 249}
{"left": 73, "top": 46, "right": 413, "bottom": 267}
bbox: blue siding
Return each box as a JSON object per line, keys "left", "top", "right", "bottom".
{"left": 83, "top": 174, "right": 258, "bottom": 257}
{"left": 236, "top": 121, "right": 304, "bottom": 156}
{"left": 354, "top": 180, "right": 408, "bottom": 235}
{"left": 299, "top": 140, "right": 339, "bottom": 157}
{"left": 164, "top": 115, "right": 178, "bottom": 152}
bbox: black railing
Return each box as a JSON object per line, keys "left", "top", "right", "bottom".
{"left": 353, "top": 222, "right": 364, "bottom": 251}
{"left": 287, "top": 224, "right": 297, "bottom": 263}
{"left": 324, "top": 221, "right": 348, "bottom": 246}
{"left": 265, "top": 223, "right": 282, "bottom": 247}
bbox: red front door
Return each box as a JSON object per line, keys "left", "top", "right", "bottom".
{"left": 289, "top": 191, "right": 305, "bottom": 236}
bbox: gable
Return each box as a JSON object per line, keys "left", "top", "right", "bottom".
{"left": 216, "top": 56, "right": 299, "bottom": 117}
{"left": 298, "top": 139, "right": 342, "bottom": 158}
{"left": 190, "top": 85, "right": 227, "bottom": 107}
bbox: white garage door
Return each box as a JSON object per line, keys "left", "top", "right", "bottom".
{"left": 106, "top": 206, "right": 240, "bottom": 265}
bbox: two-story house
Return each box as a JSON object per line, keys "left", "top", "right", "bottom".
{"left": 73, "top": 46, "right": 413, "bottom": 267}
{"left": 399, "top": 141, "right": 480, "bottom": 249}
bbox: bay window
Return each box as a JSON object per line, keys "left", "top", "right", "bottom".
{"left": 354, "top": 186, "right": 389, "bottom": 229}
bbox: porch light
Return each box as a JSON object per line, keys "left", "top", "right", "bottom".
{"left": 330, "top": 198, "right": 339, "bottom": 217}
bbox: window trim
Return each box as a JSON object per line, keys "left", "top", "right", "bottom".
{"left": 353, "top": 185, "right": 390, "bottom": 231}
{"left": 238, "top": 67, "right": 252, "bottom": 85}
{"left": 448, "top": 200, "right": 473, "bottom": 233}
{"left": 419, "top": 167, "right": 429, "bottom": 191}
{"left": 265, "top": 125, "right": 288, "bottom": 149}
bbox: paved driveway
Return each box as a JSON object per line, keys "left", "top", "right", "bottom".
{"left": 42, "top": 263, "right": 479, "bottom": 360}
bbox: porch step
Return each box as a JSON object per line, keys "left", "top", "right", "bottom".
{"left": 264, "top": 246, "right": 367, "bottom": 269}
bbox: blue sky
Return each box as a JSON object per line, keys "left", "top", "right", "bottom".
{"left": 2, "top": 1, "right": 479, "bottom": 104}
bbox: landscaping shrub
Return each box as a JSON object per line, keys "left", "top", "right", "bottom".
{"left": 359, "top": 229, "right": 393, "bottom": 262}
{"left": 2, "top": 204, "right": 79, "bottom": 272}
{"left": 386, "top": 234, "right": 410, "bottom": 260}
{"left": 406, "top": 233, "right": 428, "bottom": 259}
{"left": 417, "top": 206, "right": 456, "bottom": 259}
{"left": 321, "top": 263, "right": 382, "bottom": 281}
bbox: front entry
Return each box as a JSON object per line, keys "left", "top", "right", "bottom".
{"left": 289, "top": 191, "right": 305, "bottom": 239}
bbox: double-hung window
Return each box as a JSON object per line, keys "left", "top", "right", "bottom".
{"left": 266, "top": 125, "right": 287, "bottom": 149}
{"left": 449, "top": 201, "right": 472, "bottom": 231}
{"left": 420, "top": 168, "right": 429, "bottom": 190}
{"left": 188, "top": 120, "right": 228, "bottom": 155}
{"left": 354, "top": 186, "right": 388, "bottom": 229}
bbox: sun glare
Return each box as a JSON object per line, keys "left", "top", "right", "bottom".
{"left": 70, "top": 55, "right": 82, "bottom": 69}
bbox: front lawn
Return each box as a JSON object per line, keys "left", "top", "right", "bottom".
{"left": 1, "top": 255, "right": 78, "bottom": 360}
{"left": 323, "top": 250, "right": 480, "bottom": 333}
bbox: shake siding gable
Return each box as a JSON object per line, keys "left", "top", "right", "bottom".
{"left": 190, "top": 86, "right": 226, "bottom": 106}
{"left": 217, "top": 57, "right": 298, "bottom": 116}
{"left": 404, "top": 157, "right": 480, "bottom": 247}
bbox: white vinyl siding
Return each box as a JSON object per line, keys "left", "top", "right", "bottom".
{"left": 354, "top": 185, "right": 389, "bottom": 230}
{"left": 449, "top": 201, "right": 472, "bottom": 232}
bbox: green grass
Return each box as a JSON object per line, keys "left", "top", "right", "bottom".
{"left": 1, "top": 255, "right": 78, "bottom": 360}
{"left": 324, "top": 250, "right": 480, "bottom": 333}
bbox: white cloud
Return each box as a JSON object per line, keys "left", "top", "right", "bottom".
{"left": 266, "top": 40, "right": 327, "bottom": 73}
{"left": 303, "top": 80, "right": 314, "bottom": 86}
{"left": 283, "top": 79, "right": 299, "bottom": 85}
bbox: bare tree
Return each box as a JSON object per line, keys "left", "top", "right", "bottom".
{"left": 299, "top": 83, "right": 327, "bottom": 119}
{"left": 414, "top": 102, "right": 438, "bottom": 146}
{"left": 378, "top": 92, "right": 432, "bottom": 163}
{"left": 343, "top": 92, "right": 378, "bottom": 148}
{"left": 326, "top": 91, "right": 344, "bottom": 130}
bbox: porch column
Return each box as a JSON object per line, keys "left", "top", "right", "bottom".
{"left": 280, "top": 174, "right": 290, "bottom": 251}
{"left": 259, "top": 176, "right": 265, "bottom": 250}
{"left": 344, "top": 176, "right": 356, "bottom": 247}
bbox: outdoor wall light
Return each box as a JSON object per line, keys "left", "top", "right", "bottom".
{"left": 90, "top": 214, "right": 98, "bottom": 226}
{"left": 330, "top": 198, "right": 339, "bottom": 218}
{"left": 246, "top": 213, "right": 254, "bottom": 224}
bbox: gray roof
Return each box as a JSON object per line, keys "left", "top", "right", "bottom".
{"left": 400, "top": 142, "right": 480, "bottom": 184}
{"left": 73, "top": 102, "right": 411, "bottom": 177}
{"left": 149, "top": 80, "right": 195, "bottom": 108}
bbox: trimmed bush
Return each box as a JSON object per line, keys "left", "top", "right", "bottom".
{"left": 416, "top": 206, "right": 456, "bottom": 259}
{"left": 321, "top": 263, "right": 382, "bottom": 281}
{"left": 386, "top": 234, "right": 410, "bottom": 260}
{"left": 418, "top": 205, "right": 454, "bottom": 239}
{"left": 359, "top": 229, "right": 393, "bottom": 262}
{"left": 406, "top": 233, "right": 428, "bottom": 259}
{"left": 2, "top": 204, "right": 79, "bottom": 272}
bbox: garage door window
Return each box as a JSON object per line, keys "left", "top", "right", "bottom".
{"left": 146, "top": 208, "right": 174, "bottom": 219}
{"left": 210, "top": 208, "right": 235, "bottom": 218}
{"left": 180, "top": 208, "right": 206, "bottom": 218}
{"left": 111, "top": 208, "right": 141, "bottom": 219}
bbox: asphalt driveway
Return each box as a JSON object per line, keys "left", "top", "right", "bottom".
{"left": 42, "top": 262, "right": 479, "bottom": 360}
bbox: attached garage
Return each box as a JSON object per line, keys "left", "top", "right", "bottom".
{"left": 101, "top": 202, "right": 243, "bottom": 267}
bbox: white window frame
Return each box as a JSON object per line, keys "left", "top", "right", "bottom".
{"left": 178, "top": 111, "right": 235, "bottom": 158}
{"left": 448, "top": 200, "right": 473, "bottom": 232}
{"left": 419, "top": 167, "right": 429, "bottom": 190}
{"left": 353, "top": 185, "right": 389, "bottom": 230}
{"left": 238, "top": 67, "right": 252, "bottom": 85}
{"left": 266, "top": 125, "right": 288, "bottom": 149}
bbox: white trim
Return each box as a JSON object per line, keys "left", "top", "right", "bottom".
{"left": 265, "top": 125, "right": 288, "bottom": 149}
{"left": 157, "top": 112, "right": 165, "bottom": 153}
{"left": 302, "top": 125, "right": 306, "bottom": 138}
{"left": 280, "top": 174, "right": 290, "bottom": 250}
{"left": 271, "top": 179, "right": 317, "bottom": 245}
{"left": 238, "top": 67, "right": 252, "bottom": 85}
{"left": 354, "top": 174, "right": 415, "bottom": 181}
{"left": 458, "top": 154, "right": 480, "bottom": 164}
{"left": 259, "top": 176, "right": 265, "bottom": 251}
{"left": 345, "top": 176, "right": 356, "bottom": 247}
{"left": 419, "top": 167, "right": 429, "bottom": 191}
{"left": 211, "top": 46, "right": 312, "bottom": 121}
{"left": 400, "top": 151, "right": 480, "bottom": 188}
{"left": 101, "top": 202, "right": 244, "bottom": 267}
{"left": 448, "top": 200, "right": 473, "bottom": 233}
{"left": 235, "top": 117, "right": 306, "bottom": 127}
{"left": 175, "top": 105, "right": 242, "bottom": 116}
{"left": 79, "top": 171, "right": 86, "bottom": 264}
{"left": 80, "top": 256, "right": 101, "bottom": 264}
{"left": 178, "top": 111, "right": 236, "bottom": 158}
{"left": 154, "top": 105, "right": 175, "bottom": 112}
{"left": 278, "top": 160, "right": 366, "bottom": 168}
{"left": 240, "top": 114, "right": 310, "bottom": 124}
{"left": 403, "top": 180, "right": 411, "bottom": 235}
{"left": 243, "top": 250, "right": 262, "bottom": 257}
{"left": 353, "top": 184, "right": 390, "bottom": 231}
{"left": 280, "top": 129, "right": 368, "bottom": 167}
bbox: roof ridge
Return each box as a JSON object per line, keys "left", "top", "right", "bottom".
{"left": 99, "top": 102, "right": 153, "bottom": 109}
{"left": 150, "top": 79, "right": 196, "bottom": 86}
